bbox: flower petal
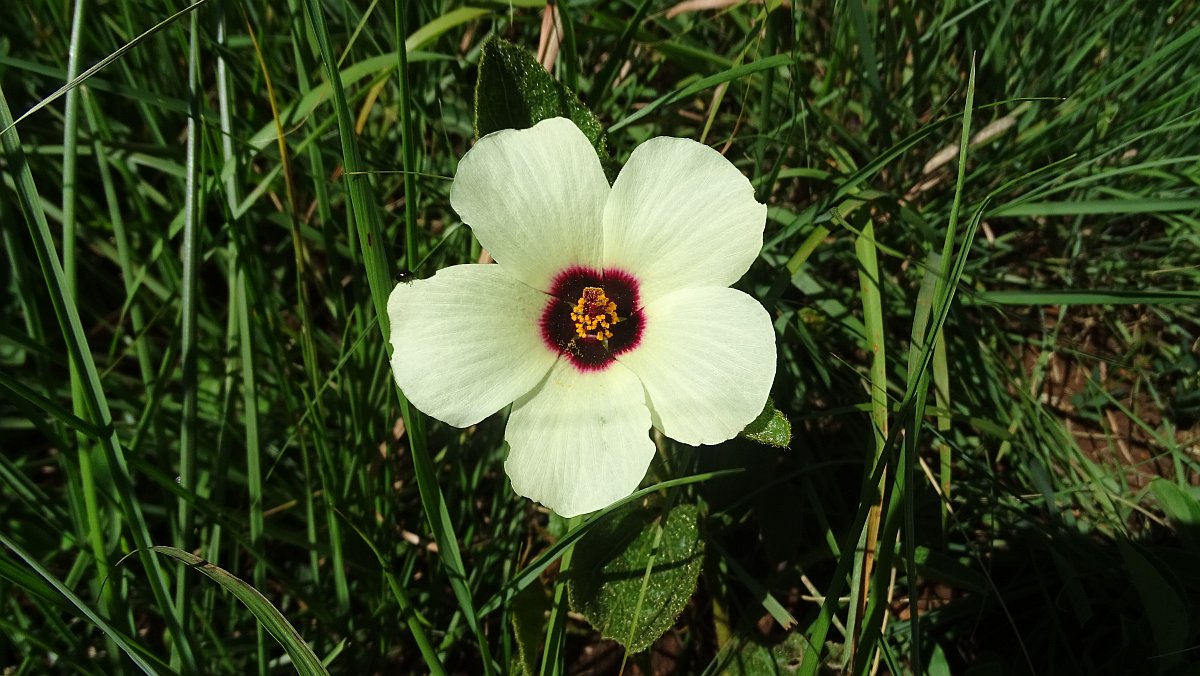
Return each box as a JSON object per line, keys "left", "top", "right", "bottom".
{"left": 450, "top": 117, "right": 610, "bottom": 293}
{"left": 388, "top": 264, "right": 556, "bottom": 427}
{"left": 602, "top": 137, "right": 766, "bottom": 303}
{"left": 619, "top": 287, "right": 776, "bottom": 446}
{"left": 505, "top": 360, "right": 654, "bottom": 518}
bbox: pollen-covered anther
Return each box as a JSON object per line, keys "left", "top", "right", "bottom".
{"left": 571, "top": 286, "right": 620, "bottom": 341}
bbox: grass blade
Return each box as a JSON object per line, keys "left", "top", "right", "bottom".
{"left": 172, "top": 10, "right": 203, "bottom": 653}
{"left": 967, "top": 289, "right": 1200, "bottom": 305}
{"left": 0, "top": 79, "right": 198, "bottom": 672}
{"left": 846, "top": 216, "right": 888, "bottom": 670}
{"left": 609, "top": 54, "right": 792, "bottom": 132}
{"left": 0, "top": 534, "right": 169, "bottom": 674}
{"left": 151, "top": 547, "right": 329, "bottom": 676}
{"left": 989, "top": 197, "right": 1200, "bottom": 217}
{"left": 297, "top": 2, "right": 495, "bottom": 672}
{"left": 0, "top": 0, "right": 209, "bottom": 136}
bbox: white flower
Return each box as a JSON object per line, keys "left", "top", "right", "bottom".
{"left": 388, "top": 117, "right": 776, "bottom": 518}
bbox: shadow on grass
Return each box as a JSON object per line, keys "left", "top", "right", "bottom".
{"left": 691, "top": 418, "right": 1200, "bottom": 675}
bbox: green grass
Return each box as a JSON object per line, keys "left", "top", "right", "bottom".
{"left": 2, "top": 1, "right": 1200, "bottom": 674}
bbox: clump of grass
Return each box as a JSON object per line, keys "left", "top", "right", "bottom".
{"left": 2, "top": 1, "right": 1198, "bottom": 674}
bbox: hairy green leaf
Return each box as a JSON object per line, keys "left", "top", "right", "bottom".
{"left": 568, "top": 503, "right": 702, "bottom": 653}
{"left": 740, "top": 399, "right": 791, "bottom": 448}
{"left": 474, "top": 37, "right": 606, "bottom": 157}
{"left": 509, "top": 579, "right": 550, "bottom": 675}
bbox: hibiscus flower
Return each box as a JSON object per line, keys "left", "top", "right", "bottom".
{"left": 388, "top": 117, "right": 776, "bottom": 517}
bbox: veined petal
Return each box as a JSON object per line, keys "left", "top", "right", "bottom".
{"left": 505, "top": 360, "right": 654, "bottom": 518}
{"left": 388, "top": 264, "right": 556, "bottom": 427}
{"left": 619, "top": 287, "right": 776, "bottom": 446}
{"left": 450, "top": 118, "right": 610, "bottom": 293}
{"left": 602, "top": 137, "right": 766, "bottom": 303}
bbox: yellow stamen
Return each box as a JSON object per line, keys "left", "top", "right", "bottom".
{"left": 572, "top": 286, "right": 620, "bottom": 341}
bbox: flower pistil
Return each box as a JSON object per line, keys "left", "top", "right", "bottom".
{"left": 571, "top": 287, "right": 619, "bottom": 341}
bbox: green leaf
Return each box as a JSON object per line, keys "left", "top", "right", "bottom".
{"left": 740, "top": 399, "right": 792, "bottom": 448}
{"left": 568, "top": 503, "right": 703, "bottom": 653}
{"left": 717, "top": 632, "right": 810, "bottom": 675}
{"left": 152, "top": 546, "right": 329, "bottom": 676}
{"left": 1116, "top": 540, "right": 1188, "bottom": 672}
{"left": 473, "top": 37, "right": 606, "bottom": 157}
{"left": 509, "top": 578, "right": 551, "bottom": 676}
{"left": 909, "top": 546, "right": 988, "bottom": 594}
{"left": 478, "top": 469, "right": 742, "bottom": 617}
{"left": 1151, "top": 478, "right": 1200, "bottom": 550}
{"left": 1151, "top": 479, "right": 1200, "bottom": 525}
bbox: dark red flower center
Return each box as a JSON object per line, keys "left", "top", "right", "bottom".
{"left": 540, "top": 266, "right": 644, "bottom": 372}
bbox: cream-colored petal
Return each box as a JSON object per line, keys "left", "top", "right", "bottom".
{"left": 504, "top": 360, "right": 654, "bottom": 518}
{"left": 602, "top": 137, "right": 766, "bottom": 304}
{"left": 388, "top": 264, "right": 556, "bottom": 427}
{"left": 619, "top": 286, "right": 775, "bottom": 445}
{"left": 450, "top": 117, "right": 610, "bottom": 293}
